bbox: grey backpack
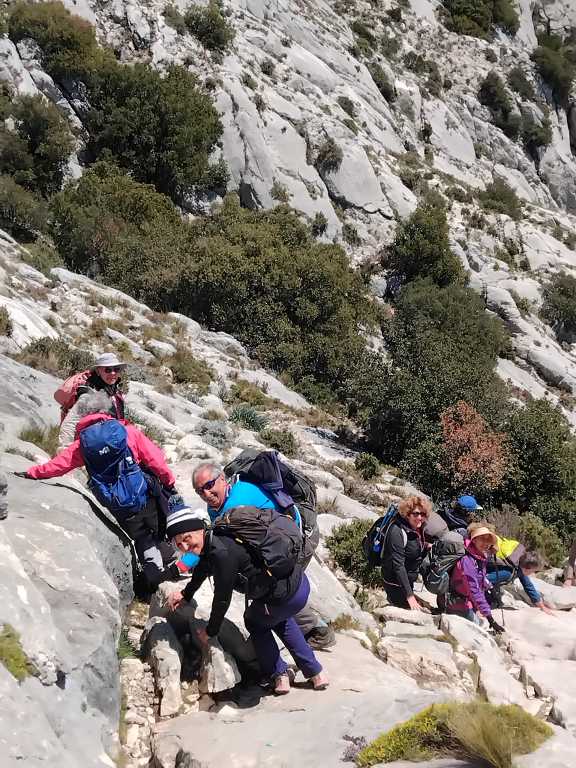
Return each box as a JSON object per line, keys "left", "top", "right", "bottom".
{"left": 420, "top": 531, "right": 466, "bottom": 595}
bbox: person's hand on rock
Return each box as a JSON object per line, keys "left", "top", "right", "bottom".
{"left": 13, "top": 471, "right": 33, "bottom": 479}
{"left": 537, "top": 601, "right": 554, "bottom": 615}
{"left": 407, "top": 595, "right": 421, "bottom": 611}
{"left": 167, "top": 590, "right": 184, "bottom": 612}
{"left": 563, "top": 579, "right": 574, "bottom": 588}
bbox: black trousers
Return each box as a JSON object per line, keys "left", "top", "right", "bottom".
{"left": 384, "top": 583, "right": 411, "bottom": 609}
{"left": 121, "top": 498, "right": 166, "bottom": 587}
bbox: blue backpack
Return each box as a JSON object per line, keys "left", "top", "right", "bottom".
{"left": 362, "top": 503, "right": 402, "bottom": 567}
{"left": 80, "top": 420, "right": 148, "bottom": 518}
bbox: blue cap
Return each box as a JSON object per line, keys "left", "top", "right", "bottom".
{"left": 456, "top": 494, "right": 483, "bottom": 511}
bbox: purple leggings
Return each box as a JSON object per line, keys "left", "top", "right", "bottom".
{"left": 244, "top": 574, "right": 322, "bottom": 680}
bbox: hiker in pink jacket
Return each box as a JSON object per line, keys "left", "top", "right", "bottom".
{"left": 447, "top": 525, "right": 505, "bottom": 633}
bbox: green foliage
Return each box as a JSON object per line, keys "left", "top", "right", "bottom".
{"left": 0, "top": 624, "right": 38, "bottom": 682}
{"left": 507, "top": 65, "right": 535, "bottom": 101}
{"left": 8, "top": 1, "right": 106, "bottom": 81}
{"left": 117, "top": 627, "right": 137, "bottom": 660}
{"left": 521, "top": 114, "right": 552, "bottom": 161}
{"left": 353, "top": 279, "right": 509, "bottom": 465}
{"left": 260, "top": 58, "right": 275, "bottom": 77}
{"left": 517, "top": 513, "right": 566, "bottom": 567}
{"left": 0, "top": 305, "right": 13, "bottom": 338}
{"left": 478, "top": 71, "right": 520, "bottom": 140}
{"left": 271, "top": 180, "right": 290, "bottom": 202}
{"left": 441, "top": 0, "right": 519, "bottom": 38}
{"left": 229, "top": 404, "right": 269, "bottom": 432}
{"left": 20, "top": 238, "right": 64, "bottom": 275}
{"left": 163, "top": 4, "right": 187, "bottom": 35}
{"left": 532, "top": 42, "right": 575, "bottom": 107}
{"left": 479, "top": 179, "right": 522, "bottom": 220}
{"left": 342, "top": 222, "right": 361, "bottom": 245}
{"left": 200, "top": 420, "right": 234, "bottom": 450}
{"left": 338, "top": 95, "right": 356, "bottom": 117}
{"left": 227, "top": 379, "right": 274, "bottom": 408}
{"left": 0, "top": 94, "right": 74, "bottom": 197}
{"left": 241, "top": 71, "right": 257, "bottom": 90}
{"left": 184, "top": 1, "right": 235, "bottom": 51}
{"left": 357, "top": 701, "right": 551, "bottom": 767}
{"left": 18, "top": 422, "right": 60, "bottom": 456}
{"left": 367, "top": 62, "right": 395, "bottom": 102}
{"left": 83, "top": 64, "right": 226, "bottom": 201}
{"left": 385, "top": 202, "right": 465, "bottom": 287}
{"left": 311, "top": 211, "right": 328, "bottom": 237}
{"left": 167, "top": 348, "right": 214, "bottom": 392}
{"left": 0, "top": 175, "right": 47, "bottom": 240}
{"left": 260, "top": 427, "right": 298, "bottom": 457}
{"left": 315, "top": 138, "right": 343, "bottom": 174}
{"left": 541, "top": 271, "right": 576, "bottom": 338}
{"left": 16, "top": 336, "right": 94, "bottom": 377}
{"left": 529, "top": 494, "right": 576, "bottom": 541}
{"left": 354, "top": 452, "right": 381, "bottom": 480}
{"left": 325, "top": 519, "right": 382, "bottom": 588}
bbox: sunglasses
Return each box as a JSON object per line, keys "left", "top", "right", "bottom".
{"left": 104, "top": 366, "right": 122, "bottom": 373}
{"left": 196, "top": 475, "right": 221, "bottom": 494}
{"left": 409, "top": 511, "right": 426, "bottom": 518}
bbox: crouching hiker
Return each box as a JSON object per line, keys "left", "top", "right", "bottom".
{"left": 487, "top": 538, "right": 553, "bottom": 614}
{"left": 15, "top": 393, "right": 179, "bottom": 589}
{"left": 563, "top": 539, "right": 576, "bottom": 587}
{"left": 192, "top": 456, "right": 336, "bottom": 650}
{"left": 380, "top": 496, "right": 432, "bottom": 610}
{"left": 166, "top": 505, "right": 329, "bottom": 695}
{"left": 446, "top": 525, "right": 504, "bottom": 633}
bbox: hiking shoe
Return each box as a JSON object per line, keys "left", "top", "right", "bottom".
{"left": 306, "top": 625, "right": 336, "bottom": 651}
{"left": 309, "top": 672, "right": 329, "bottom": 691}
{"left": 274, "top": 674, "right": 291, "bottom": 695}
{"left": 0, "top": 508, "right": 7, "bottom": 521}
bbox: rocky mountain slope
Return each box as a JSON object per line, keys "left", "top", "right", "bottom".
{"left": 1, "top": 226, "right": 576, "bottom": 767}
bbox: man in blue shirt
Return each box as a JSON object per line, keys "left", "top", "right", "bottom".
{"left": 192, "top": 462, "right": 335, "bottom": 650}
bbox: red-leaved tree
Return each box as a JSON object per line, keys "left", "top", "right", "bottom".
{"left": 439, "top": 400, "right": 509, "bottom": 496}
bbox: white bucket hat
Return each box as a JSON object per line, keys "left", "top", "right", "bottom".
{"left": 92, "top": 352, "right": 127, "bottom": 370}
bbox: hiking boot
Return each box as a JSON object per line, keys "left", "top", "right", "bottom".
{"left": 309, "top": 672, "right": 329, "bottom": 691}
{"left": 306, "top": 625, "right": 336, "bottom": 651}
{"left": 273, "top": 674, "right": 291, "bottom": 695}
{"left": 0, "top": 508, "right": 7, "bottom": 521}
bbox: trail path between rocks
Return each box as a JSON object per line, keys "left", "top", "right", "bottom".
{"left": 153, "top": 634, "right": 441, "bottom": 768}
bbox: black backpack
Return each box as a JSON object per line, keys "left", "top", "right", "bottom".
{"left": 362, "top": 504, "right": 401, "bottom": 567}
{"left": 420, "top": 532, "right": 466, "bottom": 595}
{"left": 224, "top": 449, "right": 317, "bottom": 535}
{"left": 213, "top": 505, "right": 304, "bottom": 596}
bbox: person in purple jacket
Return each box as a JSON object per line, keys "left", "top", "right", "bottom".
{"left": 447, "top": 525, "right": 505, "bottom": 633}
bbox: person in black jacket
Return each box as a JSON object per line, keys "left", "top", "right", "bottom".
{"left": 165, "top": 506, "right": 328, "bottom": 695}
{"left": 382, "top": 495, "right": 432, "bottom": 610}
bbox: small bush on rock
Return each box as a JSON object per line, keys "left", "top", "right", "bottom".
{"left": 507, "top": 65, "right": 535, "bottom": 101}
{"left": 16, "top": 336, "right": 94, "bottom": 377}
{"left": 357, "top": 701, "right": 551, "bottom": 767}
{"left": 0, "top": 306, "right": 13, "bottom": 337}
{"left": 441, "top": 0, "right": 519, "bottom": 39}
{"left": 184, "top": 1, "right": 235, "bottom": 52}
{"left": 311, "top": 211, "right": 328, "bottom": 237}
{"left": 367, "top": 62, "right": 395, "bottom": 102}
{"left": 18, "top": 422, "right": 59, "bottom": 456}
{"left": 315, "top": 138, "right": 343, "bottom": 174}
{"left": 478, "top": 179, "right": 522, "bottom": 220}
{"left": 532, "top": 40, "right": 575, "bottom": 107}
{"left": 260, "top": 427, "right": 298, "bottom": 457}
{"left": 200, "top": 420, "right": 234, "bottom": 450}
{"left": 478, "top": 71, "right": 520, "bottom": 139}
{"left": 167, "top": 348, "right": 213, "bottom": 393}
{"left": 227, "top": 379, "right": 274, "bottom": 408}
{"left": 163, "top": 5, "right": 187, "bottom": 35}
{"left": 354, "top": 452, "right": 381, "bottom": 480}
{"left": 229, "top": 404, "right": 269, "bottom": 432}
{"left": 0, "top": 624, "right": 38, "bottom": 682}
{"left": 541, "top": 271, "right": 576, "bottom": 339}
{"left": 326, "top": 519, "right": 381, "bottom": 588}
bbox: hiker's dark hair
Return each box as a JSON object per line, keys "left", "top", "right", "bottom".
{"left": 518, "top": 550, "right": 541, "bottom": 570}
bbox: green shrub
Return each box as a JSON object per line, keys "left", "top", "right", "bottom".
{"left": 507, "top": 65, "right": 535, "bottom": 100}
{"left": 342, "top": 222, "right": 361, "bottom": 246}
{"left": 315, "top": 138, "right": 343, "bottom": 174}
{"left": 229, "top": 404, "right": 269, "bottom": 432}
{"left": 184, "top": 1, "right": 235, "bottom": 51}
{"left": 0, "top": 176, "right": 47, "bottom": 240}
{"left": 18, "top": 422, "right": 60, "bottom": 456}
{"left": 529, "top": 495, "right": 576, "bottom": 541}
{"left": 16, "top": 336, "right": 94, "bottom": 377}
{"left": 83, "top": 64, "right": 226, "bottom": 202}
{"left": 260, "top": 58, "right": 275, "bottom": 77}
{"left": 271, "top": 180, "right": 290, "bottom": 202}
{"left": 241, "top": 71, "right": 257, "bottom": 90}
{"left": 227, "top": 379, "right": 274, "bottom": 407}
{"left": 338, "top": 95, "right": 356, "bottom": 117}
{"left": 479, "top": 179, "right": 522, "bottom": 220}
{"left": 200, "top": 419, "right": 234, "bottom": 450}
{"left": 0, "top": 306, "right": 13, "bottom": 337}
{"left": 441, "top": 0, "right": 519, "bottom": 38}
{"left": 325, "top": 519, "right": 381, "bottom": 587}
{"left": 521, "top": 114, "right": 552, "bottom": 162}
{"left": 8, "top": 1, "right": 106, "bottom": 81}
{"left": 478, "top": 71, "right": 520, "bottom": 139}
{"left": 2, "top": 94, "right": 75, "bottom": 197}
{"left": 0, "top": 624, "right": 38, "bottom": 682}
{"left": 532, "top": 43, "right": 575, "bottom": 107}
{"left": 357, "top": 701, "right": 551, "bottom": 767}
{"left": 541, "top": 271, "right": 576, "bottom": 338}
{"left": 260, "top": 427, "right": 298, "bottom": 457}
{"left": 517, "top": 513, "right": 566, "bottom": 566}
{"left": 367, "top": 62, "right": 395, "bottom": 102}
{"left": 354, "top": 452, "right": 381, "bottom": 480}
{"left": 167, "top": 348, "right": 214, "bottom": 392}
{"left": 311, "top": 211, "right": 328, "bottom": 237}
{"left": 117, "top": 627, "right": 137, "bottom": 660}
{"left": 163, "top": 4, "right": 187, "bottom": 35}
{"left": 385, "top": 202, "right": 465, "bottom": 287}
{"left": 20, "top": 238, "right": 63, "bottom": 275}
